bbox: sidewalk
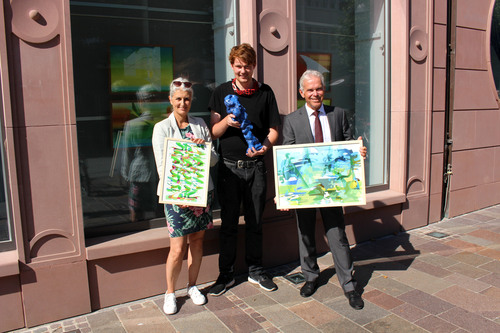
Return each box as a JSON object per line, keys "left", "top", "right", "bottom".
{"left": 12, "top": 205, "right": 500, "bottom": 333}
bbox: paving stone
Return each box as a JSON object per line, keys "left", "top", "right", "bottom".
{"left": 169, "top": 310, "right": 230, "bottom": 333}
{"left": 230, "top": 279, "right": 261, "bottom": 299}
{"left": 364, "top": 314, "right": 428, "bottom": 333}
{"left": 416, "top": 253, "right": 458, "bottom": 268}
{"left": 312, "top": 281, "right": 344, "bottom": 302}
{"left": 317, "top": 317, "right": 370, "bottom": 332}
{"left": 324, "top": 296, "right": 389, "bottom": 326}
{"left": 448, "top": 251, "right": 493, "bottom": 267}
{"left": 241, "top": 292, "right": 277, "bottom": 311}
{"left": 367, "top": 276, "right": 414, "bottom": 297}
{"left": 414, "top": 314, "right": 458, "bottom": 333}
{"left": 86, "top": 310, "right": 126, "bottom": 333}
{"left": 397, "top": 290, "right": 454, "bottom": 315}
{"left": 477, "top": 248, "right": 500, "bottom": 260}
{"left": 280, "top": 318, "right": 320, "bottom": 332}
{"left": 212, "top": 305, "right": 263, "bottom": 332}
{"left": 438, "top": 307, "right": 500, "bottom": 333}
{"left": 444, "top": 238, "right": 485, "bottom": 253}
{"left": 459, "top": 234, "right": 497, "bottom": 247}
{"left": 467, "top": 229, "right": 500, "bottom": 243}
{"left": 443, "top": 273, "right": 491, "bottom": 293}
{"left": 363, "top": 290, "right": 404, "bottom": 310}
{"left": 409, "top": 259, "right": 453, "bottom": 278}
{"left": 479, "top": 258, "right": 500, "bottom": 274}
{"left": 435, "top": 285, "right": 500, "bottom": 316}
{"left": 417, "top": 241, "right": 461, "bottom": 256}
{"left": 264, "top": 279, "right": 306, "bottom": 308}
{"left": 289, "top": 299, "right": 341, "bottom": 327}
{"left": 115, "top": 301, "right": 174, "bottom": 333}
{"left": 391, "top": 303, "right": 429, "bottom": 323}
{"left": 447, "top": 262, "right": 491, "bottom": 279}
{"left": 387, "top": 268, "right": 450, "bottom": 294}
{"left": 259, "top": 303, "right": 302, "bottom": 328}
{"left": 479, "top": 272, "right": 500, "bottom": 288}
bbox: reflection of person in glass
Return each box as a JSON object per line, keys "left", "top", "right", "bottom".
{"left": 152, "top": 78, "right": 218, "bottom": 315}
{"left": 121, "top": 84, "right": 160, "bottom": 222}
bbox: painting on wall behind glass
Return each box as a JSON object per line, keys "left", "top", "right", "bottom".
{"left": 109, "top": 45, "right": 174, "bottom": 93}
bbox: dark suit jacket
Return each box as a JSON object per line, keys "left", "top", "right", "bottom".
{"left": 282, "top": 105, "right": 353, "bottom": 145}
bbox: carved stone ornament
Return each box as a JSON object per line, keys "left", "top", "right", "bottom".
{"left": 11, "top": 0, "right": 60, "bottom": 44}
{"left": 259, "top": 9, "right": 289, "bottom": 53}
{"left": 409, "top": 26, "right": 428, "bottom": 62}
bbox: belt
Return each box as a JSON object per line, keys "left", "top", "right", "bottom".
{"left": 223, "top": 158, "right": 260, "bottom": 169}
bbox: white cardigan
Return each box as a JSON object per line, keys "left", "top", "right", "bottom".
{"left": 152, "top": 113, "right": 219, "bottom": 194}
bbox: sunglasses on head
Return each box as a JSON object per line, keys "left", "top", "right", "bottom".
{"left": 172, "top": 81, "right": 192, "bottom": 88}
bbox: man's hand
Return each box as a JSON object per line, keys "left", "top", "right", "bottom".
{"left": 226, "top": 114, "right": 241, "bottom": 128}
{"left": 246, "top": 145, "right": 268, "bottom": 157}
{"left": 274, "top": 196, "right": 290, "bottom": 212}
{"left": 358, "top": 136, "right": 367, "bottom": 159}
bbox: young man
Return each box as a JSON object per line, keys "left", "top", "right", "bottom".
{"left": 208, "top": 43, "right": 280, "bottom": 295}
{"left": 281, "top": 70, "right": 366, "bottom": 310}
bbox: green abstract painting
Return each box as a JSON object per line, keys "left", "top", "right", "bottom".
{"left": 274, "top": 141, "right": 366, "bottom": 209}
{"left": 110, "top": 45, "right": 173, "bottom": 93}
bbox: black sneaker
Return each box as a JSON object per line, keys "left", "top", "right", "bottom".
{"left": 248, "top": 273, "right": 277, "bottom": 291}
{"left": 209, "top": 275, "right": 235, "bottom": 296}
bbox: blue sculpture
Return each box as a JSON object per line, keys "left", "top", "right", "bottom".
{"left": 224, "top": 94, "right": 263, "bottom": 153}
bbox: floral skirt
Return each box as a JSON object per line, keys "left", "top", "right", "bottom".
{"left": 164, "top": 190, "right": 214, "bottom": 237}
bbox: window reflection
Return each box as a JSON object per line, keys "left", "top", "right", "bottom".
{"left": 296, "top": 0, "right": 388, "bottom": 187}
{"left": 70, "top": 1, "right": 230, "bottom": 236}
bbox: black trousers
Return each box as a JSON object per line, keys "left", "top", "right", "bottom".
{"left": 216, "top": 160, "right": 267, "bottom": 277}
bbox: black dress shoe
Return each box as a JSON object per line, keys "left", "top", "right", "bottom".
{"left": 345, "top": 290, "right": 364, "bottom": 310}
{"left": 300, "top": 281, "right": 317, "bottom": 297}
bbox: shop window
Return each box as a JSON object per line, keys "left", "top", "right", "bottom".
{"left": 296, "top": 0, "right": 389, "bottom": 188}
{"left": 491, "top": 1, "right": 500, "bottom": 96}
{"left": 0, "top": 126, "right": 13, "bottom": 252}
{"left": 70, "top": 0, "right": 236, "bottom": 237}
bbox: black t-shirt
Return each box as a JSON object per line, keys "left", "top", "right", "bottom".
{"left": 208, "top": 81, "right": 281, "bottom": 160}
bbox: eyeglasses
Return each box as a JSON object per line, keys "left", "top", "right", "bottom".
{"left": 172, "top": 81, "right": 192, "bottom": 88}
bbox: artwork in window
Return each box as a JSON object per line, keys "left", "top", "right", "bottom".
{"left": 274, "top": 140, "right": 366, "bottom": 209}
{"left": 109, "top": 45, "right": 174, "bottom": 93}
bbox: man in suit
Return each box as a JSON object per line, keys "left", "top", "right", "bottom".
{"left": 281, "top": 69, "right": 366, "bottom": 310}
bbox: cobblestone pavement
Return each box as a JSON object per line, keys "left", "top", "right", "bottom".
{"left": 11, "top": 205, "right": 500, "bottom": 333}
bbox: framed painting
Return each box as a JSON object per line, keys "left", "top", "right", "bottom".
{"left": 297, "top": 52, "right": 332, "bottom": 91}
{"left": 273, "top": 140, "right": 366, "bottom": 210}
{"left": 109, "top": 44, "right": 174, "bottom": 93}
{"left": 158, "top": 138, "right": 211, "bottom": 207}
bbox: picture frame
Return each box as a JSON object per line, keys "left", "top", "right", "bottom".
{"left": 158, "top": 138, "right": 212, "bottom": 207}
{"left": 297, "top": 52, "right": 332, "bottom": 91}
{"left": 109, "top": 44, "right": 174, "bottom": 93}
{"left": 273, "top": 140, "right": 366, "bottom": 210}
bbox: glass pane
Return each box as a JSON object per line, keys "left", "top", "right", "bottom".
{"left": 70, "top": 0, "right": 234, "bottom": 236}
{"left": 0, "top": 127, "right": 13, "bottom": 250}
{"left": 491, "top": 1, "right": 500, "bottom": 96}
{"left": 296, "top": 0, "right": 388, "bottom": 187}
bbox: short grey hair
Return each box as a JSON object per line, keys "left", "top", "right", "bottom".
{"left": 299, "top": 70, "right": 325, "bottom": 91}
{"left": 169, "top": 77, "right": 194, "bottom": 98}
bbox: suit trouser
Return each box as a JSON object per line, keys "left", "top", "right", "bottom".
{"left": 296, "top": 207, "right": 356, "bottom": 292}
{"left": 216, "top": 160, "right": 267, "bottom": 277}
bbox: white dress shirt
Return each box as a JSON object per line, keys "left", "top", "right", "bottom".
{"left": 305, "top": 103, "right": 332, "bottom": 143}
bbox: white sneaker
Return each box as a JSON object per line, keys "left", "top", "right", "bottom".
{"left": 187, "top": 285, "right": 206, "bottom": 305}
{"left": 163, "top": 292, "right": 177, "bottom": 315}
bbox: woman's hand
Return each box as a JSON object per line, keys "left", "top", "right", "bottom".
{"left": 191, "top": 138, "right": 205, "bottom": 145}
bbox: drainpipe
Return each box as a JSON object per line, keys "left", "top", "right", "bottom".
{"left": 442, "top": 0, "right": 457, "bottom": 218}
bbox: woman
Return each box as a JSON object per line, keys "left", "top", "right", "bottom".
{"left": 152, "top": 77, "right": 218, "bottom": 315}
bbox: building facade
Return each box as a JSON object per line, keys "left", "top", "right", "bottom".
{"left": 1, "top": 0, "right": 499, "bottom": 330}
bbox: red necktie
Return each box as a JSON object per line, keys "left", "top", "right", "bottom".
{"left": 313, "top": 110, "right": 323, "bottom": 143}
